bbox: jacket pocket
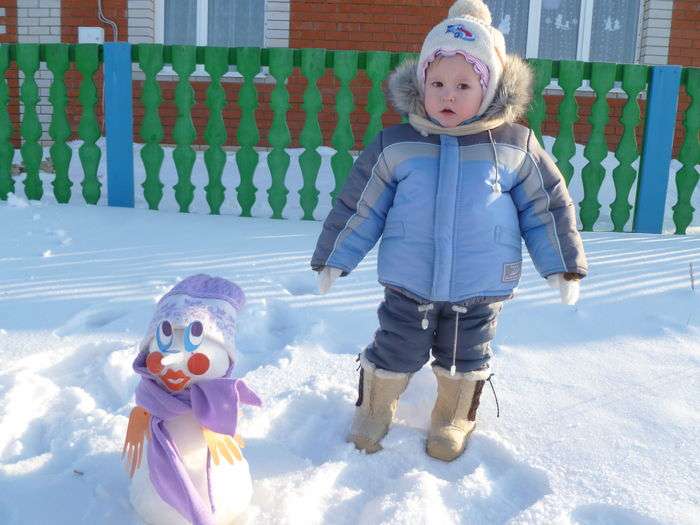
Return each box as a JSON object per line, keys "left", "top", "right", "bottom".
{"left": 382, "top": 221, "right": 405, "bottom": 239}
{"left": 494, "top": 225, "right": 522, "bottom": 248}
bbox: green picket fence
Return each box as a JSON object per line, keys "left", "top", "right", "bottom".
{"left": 528, "top": 60, "right": 648, "bottom": 232}
{"left": 134, "top": 45, "right": 415, "bottom": 219}
{"left": 528, "top": 60, "right": 699, "bottom": 234}
{"left": 0, "top": 44, "right": 103, "bottom": 205}
{"left": 0, "top": 43, "right": 698, "bottom": 234}
{"left": 674, "top": 67, "right": 700, "bottom": 234}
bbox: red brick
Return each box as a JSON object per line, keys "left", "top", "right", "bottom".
{"left": 62, "top": 0, "right": 128, "bottom": 43}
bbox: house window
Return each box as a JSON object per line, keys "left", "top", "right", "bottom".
{"left": 157, "top": 0, "right": 264, "bottom": 47}
{"left": 538, "top": 0, "right": 582, "bottom": 61}
{"left": 485, "top": 0, "right": 641, "bottom": 63}
{"left": 588, "top": 0, "right": 641, "bottom": 63}
{"left": 488, "top": 0, "right": 531, "bottom": 59}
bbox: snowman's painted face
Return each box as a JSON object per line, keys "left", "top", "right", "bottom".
{"left": 146, "top": 320, "right": 231, "bottom": 392}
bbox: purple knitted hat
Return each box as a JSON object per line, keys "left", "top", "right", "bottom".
{"left": 140, "top": 274, "right": 246, "bottom": 362}
{"left": 161, "top": 274, "right": 246, "bottom": 311}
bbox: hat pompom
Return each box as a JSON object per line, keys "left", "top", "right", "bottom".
{"left": 448, "top": 0, "right": 492, "bottom": 25}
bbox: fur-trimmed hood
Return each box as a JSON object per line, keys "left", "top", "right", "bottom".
{"left": 387, "top": 54, "right": 533, "bottom": 136}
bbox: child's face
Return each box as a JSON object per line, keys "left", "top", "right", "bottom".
{"left": 424, "top": 55, "right": 484, "bottom": 128}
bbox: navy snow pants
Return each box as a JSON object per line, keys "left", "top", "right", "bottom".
{"left": 364, "top": 287, "right": 503, "bottom": 374}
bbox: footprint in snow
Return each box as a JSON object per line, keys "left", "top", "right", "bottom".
{"left": 344, "top": 424, "right": 552, "bottom": 523}
{"left": 241, "top": 365, "right": 552, "bottom": 525}
{"left": 247, "top": 386, "right": 352, "bottom": 470}
{"left": 234, "top": 298, "right": 306, "bottom": 374}
{"left": 46, "top": 228, "right": 72, "bottom": 246}
{"left": 275, "top": 272, "right": 318, "bottom": 296}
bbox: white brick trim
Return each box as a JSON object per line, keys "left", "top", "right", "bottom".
{"left": 129, "top": 0, "right": 155, "bottom": 44}
{"left": 17, "top": 0, "right": 60, "bottom": 43}
{"left": 639, "top": 0, "right": 673, "bottom": 65}
{"left": 17, "top": 0, "right": 62, "bottom": 142}
{"left": 265, "top": 0, "right": 290, "bottom": 48}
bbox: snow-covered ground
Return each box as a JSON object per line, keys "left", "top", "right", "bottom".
{"left": 0, "top": 141, "right": 699, "bottom": 524}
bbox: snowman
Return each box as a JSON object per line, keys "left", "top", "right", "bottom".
{"left": 123, "top": 274, "right": 261, "bottom": 525}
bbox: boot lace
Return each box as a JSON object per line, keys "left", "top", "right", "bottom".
{"left": 487, "top": 373, "right": 500, "bottom": 418}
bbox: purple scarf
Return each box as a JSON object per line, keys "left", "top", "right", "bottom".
{"left": 133, "top": 350, "right": 262, "bottom": 525}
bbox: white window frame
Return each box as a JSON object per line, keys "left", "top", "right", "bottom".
{"left": 525, "top": 0, "right": 642, "bottom": 62}
{"left": 152, "top": 0, "right": 271, "bottom": 80}
{"left": 154, "top": 0, "right": 209, "bottom": 46}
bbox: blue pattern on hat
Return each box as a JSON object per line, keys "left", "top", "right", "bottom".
{"left": 446, "top": 24, "right": 476, "bottom": 41}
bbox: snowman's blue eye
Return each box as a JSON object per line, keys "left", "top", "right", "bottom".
{"left": 156, "top": 320, "right": 174, "bottom": 352}
{"left": 184, "top": 321, "right": 204, "bottom": 353}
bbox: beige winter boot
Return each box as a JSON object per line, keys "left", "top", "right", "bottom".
{"left": 347, "top": 354, "right": 412, "bottom": 453}
{"left": 426, "top": 365, "right": 491, "bottom": 462}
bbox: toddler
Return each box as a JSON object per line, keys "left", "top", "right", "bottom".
{"left": 311, "top": 0, "right": 587, "bottom": 461}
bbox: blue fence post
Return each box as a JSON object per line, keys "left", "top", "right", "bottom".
{"left": 104, "top": 42, "right": 135, "bottom": 208}
{"left": 633, "top": 65, "right": 682, "bottom": 234}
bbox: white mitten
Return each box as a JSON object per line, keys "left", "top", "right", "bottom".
{"left": 318, "top": 267, "right": 342, "bottom": 294}
{"left": 547, "top": 273, "right": 580, "bottom": 305}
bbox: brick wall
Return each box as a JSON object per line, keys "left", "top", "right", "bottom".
{"left": 668, "top": 0, "right": 699, "bottom": 159}
{"left": 668, "top": 0, "right": 700, "bottom": 67}
{"left": 7, "top": 1, "right": 696, "bottom": 158}
{"left": 61, "top": 0, "right": 128, "bottom": 142}
{"left": 275, "top": 0, "right": 432, "bottom": 149}
{"left": 0, "top": 2, "right": 19, "bottom": 148}
{"left": 61, "top": 0, "right": 127, "bottom": 43}
{"left": 49, "top": 0, "right": 294, "bottom": 147}
{"left": 125, "top": 0, "right": 688, "bottom": 155}
{"left": 129, "top": 0, "right": 291, "bottom": 146}
{"left": 541, "top": 94, "right": 646, "bottom": 154}
{"left": 122, "top": 0, "right": 652, "bottom": 156}
{"left": 280, "top": 0, "right": 695, "bottom": 156}
{"left": 282, "top": 0, "right": 630, "bottom": 153}
{"left": 0, "top": 3, "right": 17, "bottom": 42}
{"left": 290, "top": 0, "right": 441, "bottom": 53}
{"left": 131, "top": 70, "right": 399, "bottom": 150}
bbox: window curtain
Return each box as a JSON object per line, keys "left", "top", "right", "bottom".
{"left": 589, "top": 0, "right": 640, "bottom": 63}
{"left": 538, "top": 0, "right": 581, "bottom": 60}
{"left": 164, "top": 0, "right": 197, "bottom": 45}
{"left": 208, "top": 0, "right": 264, "bottom": 47}
{"left": 485, "top": 0, "right": 530, "bottom": 57}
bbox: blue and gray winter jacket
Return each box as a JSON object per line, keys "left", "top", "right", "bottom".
{"left": 311, "top": 56, "right": 587, "bottom": 303}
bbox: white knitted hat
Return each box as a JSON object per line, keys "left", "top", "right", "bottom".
{"left": 418, "top": 0, "right": 507, "bottom": 118}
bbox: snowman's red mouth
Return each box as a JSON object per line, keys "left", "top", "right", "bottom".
{"left": 161, "top": 368, "right": 190, "bottom": 392}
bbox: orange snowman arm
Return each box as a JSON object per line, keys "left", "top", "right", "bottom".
{"left": 201, "top": 428, "right": 244, "bottom": 465}
{"left": 122, "top": 406, "right": 151, "bottom": 478}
